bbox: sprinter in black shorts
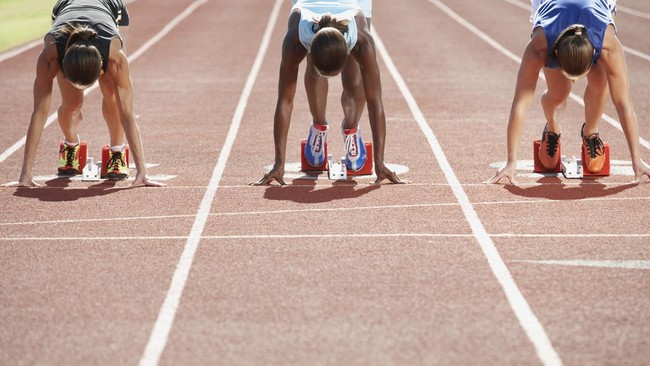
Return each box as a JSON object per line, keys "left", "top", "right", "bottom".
{"left": 14, "top": 0, "right": 163, "bottom": 187}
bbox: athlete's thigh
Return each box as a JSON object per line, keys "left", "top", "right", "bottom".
{"left": 56, "top": 73, "right": 84, "bottom": 109}
{"left": 543, "top": 67, "right": 572, "bottom": 100}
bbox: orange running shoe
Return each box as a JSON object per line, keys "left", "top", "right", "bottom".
{"left": 538, "top": 124, "right": 561, "bottom": 170}
{"left": 57, "top": 143, "right": 80, "bottom": 176}
{"left": 581, "top": 123, "right": 605, "bottom": 173}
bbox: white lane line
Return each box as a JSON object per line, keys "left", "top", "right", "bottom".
{"left": 514, "top": 260, "right": 650, "bottom": 270}
{"left": 617, "top": 5, "right": 650, "bottom": 20}
{"left": 3, "top": 233, "right": 650, "bottom": 241}
{"left": 373, "top": 19, "right": 563, "bottom": 366}
{"left": 0, "top": 0, "right": 204, "bottom": 165}
{"left": 137, "top": 0, "right": 284, "bottom": 364}
{"left": 3, "top": 195, "right": 650, "bottom": 227}
{"left": 434, "top": 0, "right": 650, "bottom": 151}
{"left": 0, "top": 40, "right": 43, "bottom": 63}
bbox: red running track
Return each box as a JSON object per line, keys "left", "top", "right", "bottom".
{"left": 0, "top": 0, "right": 649, "bottom": 365}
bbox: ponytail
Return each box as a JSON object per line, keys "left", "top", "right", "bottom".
{"left": 58, "top": 24, "right": 102, "bottom": 87}
{"left": 63, "top": 24, "right": 98, "bottom": 51}
{"left": 312, "top": 13, "right": 350, "bottom": 34}
{"left": 552, "top": 24, "right": 594, "bottom": 78}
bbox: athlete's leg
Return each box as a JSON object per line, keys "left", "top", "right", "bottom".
{"left": 583, "top": 62, "right": 608, "bottom": 135}
{"left": 541, "top": 67, "right": 572, "bottom": 133}
{"left": 340, "top": 56, "right": 365, "bottom": 129}
{"left": 304, "top": 55, "right": 328, "bottom": 125}
{"left": 56, "top": 73, "right": 85, "bottom": 143}
{"left": 98, "top": 73, "right": 125, "bottom": 146}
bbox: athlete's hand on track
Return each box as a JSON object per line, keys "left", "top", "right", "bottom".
{"left": 250, "top": 165, "right": 286, "bottom": 186}
{"left": 484, "top": 161, "right": 518, "bottom": 185}
{"left": 373, "top": 164, "right": 409, "bottom": 184}
{"left": 131, "top": 173, "right": 166, "bottom": 187}
{"left": 632, "top": 159, "right": 650, "bottom": 184}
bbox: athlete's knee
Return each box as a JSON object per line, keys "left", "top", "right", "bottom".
{"left": 587, "top": 65, "right": 608, "bottom": 92}
{"left": 58, "top": 99, "right": 83, "bottom": 117}
{"left": 542, "top": 89, "right": 569, "bottom": 106}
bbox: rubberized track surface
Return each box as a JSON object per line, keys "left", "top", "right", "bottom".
{"left": 1, "top": 0, "right": 649, "bottom": 365}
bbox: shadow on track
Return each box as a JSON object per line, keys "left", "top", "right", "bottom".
{"left": 262, "top": 178, "right": 381, "bottom": 203}
{"left": 504, "top": 176, "right": 638, "bottom": 200}
{"left": 13, "top": 177, "right": 129, "bottom": 202}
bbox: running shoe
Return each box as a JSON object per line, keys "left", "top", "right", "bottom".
{"left": 106, "top": 149, "right": 128, "bottom": 179}
{"left": 343, "top": 127, "right": 367, "bottom": 172}
{"left": 581, "top": 123, "right": 605, "bottom": 173}
{"left": 538, "top": 123, "right": 561, "bottom": 170}
{"left": 57, "top": 143, "right": 80, "bottom": 175}
{"left": 305, "top": 123, "right": 328, "bottom": 167}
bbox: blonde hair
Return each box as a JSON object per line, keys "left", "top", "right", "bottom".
{"left": 552, "top": 24, "right": 594, "bottom": 78}
{"left": 310, "top": 14, "right": 350, "bottom": 76}
{"left": 58, "top": 24, "right": 102, "bottom": 86}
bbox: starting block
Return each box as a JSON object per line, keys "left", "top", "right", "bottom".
{"left": 59, "top": 141, "right": 88, "bottom": 174}
{"left": 300, "top": 140, "right": 374, "bottom": 179}
{"left": 533, "top": 139, "right": 562, "bottom": 173}
{"left": 327, "top": 155, "right": 347, "bottom": 180}
{"left": 533, "top": 139, "right": 610, "bottom": 179}
{"left": 300, "top": 139, "right": 328, "bottom": 171}
{"left": 100, "top": 144, "right": 130, "bottom": 178}
{"left": 81, "top": 156, "right": 101, "bottom": 181}
{"left": 581, "top": 142, "right": 610, "bottom": 177}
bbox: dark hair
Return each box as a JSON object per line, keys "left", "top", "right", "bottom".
{"left": 310, "top": 14, "right": 350, "bottom": 76}
{"left": 552, "top": 24, "right": 594, "bottom": 78}
{"left": 59, "top": 24, "right": 102, "bottom": 86}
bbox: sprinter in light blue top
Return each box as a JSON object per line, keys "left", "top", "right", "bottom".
{"left": 252, "top": 0, "right": 407, "bottom": 185}
{"left": 292, "top": 0, "right": 361, "bottom": 53}
{"left": 486, "top": 0, "right": 650, "bottom": 184}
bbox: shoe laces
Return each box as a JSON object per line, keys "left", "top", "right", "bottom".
{"left": 583, "top": 132, "right": 604, "bottom": 158}
{"left": 107, "top": 151, "right": 125, "bottom": 171}
{"left": 60, "top": 145, "right": 77, "bottom": 167}
{"left": 344, "top": 132, "right": 358, "bottom": 157}
{"left": 544, "top": 131, "right": 561, "bottom": 157}
{"left": 310, "top": 129, "right": 325, "bottom": 153}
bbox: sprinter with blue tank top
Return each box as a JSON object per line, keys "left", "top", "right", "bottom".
{"left": 252, "top": 0, "right": 406, "bottom": 185}
{"left": 13, "top": 0, "right": 163, "bottom": 187}
{"left": 487, "top": 0, "right": 650, "bottom": 184}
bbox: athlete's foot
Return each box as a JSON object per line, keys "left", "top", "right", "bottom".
{"left": 538, "top": 123, "right": 561, "bottom": 170}
{"left": 57, "top": 143, "right": 80, "bottom": 176}
{"left": 581, "top": 123, "right": 605, "bottom": 173}
{"left": 342, "top": 127, "right": 367, "bottom": 172}
{"left": 305, "top": 122, "right": 328, "bottom": 167}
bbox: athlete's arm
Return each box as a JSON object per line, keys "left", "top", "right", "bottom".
{"left": 486, "top": 29, "right": 546, "bottom": 184}
{"left": 15, "top": 36, "right": 59, "bottom": 187}
{"left": 107, "top": 38, "right": 164, "bottom": 187}
{"left": 599, "top": 26, "right": 650, "bottom": 182}
{"left": 352, "top": 13, "right": 405, "bottom": 184}
{"left": 252, "top": 11, "right": 306, "bottom": 185}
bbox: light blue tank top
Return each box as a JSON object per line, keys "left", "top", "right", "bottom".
{"left": 533, "top": 0, "right": 614, "bottom": 68}
{"left": 291, "top": 0, "right": 361, "bottom": 53}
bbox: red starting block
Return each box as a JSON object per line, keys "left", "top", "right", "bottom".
{"left": 300, "top": 139, "right": 328, "bottom": 171}
{"left": 533, "top": 139, "right": 562, "bottom": 173}
{"left": 347, "top": 142, "right": 373, "bottom": 176}
{"left": 101, "top": 144, "right": 130, "bottom": 178}
{"left": 532, "top": 139, "right": 610, "bottom": 178}
{"left": 300, "top": 140, "right": 373, "bottom": 177}
{"left": 59, "top": 141, "right": 88, "bottom": 174}
{"left": 581, "top": 142, "right": 610, "bottom": 176}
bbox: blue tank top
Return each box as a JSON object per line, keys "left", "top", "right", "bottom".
{"left": 533, "top": 0, "right": 614, "bottom": 68}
